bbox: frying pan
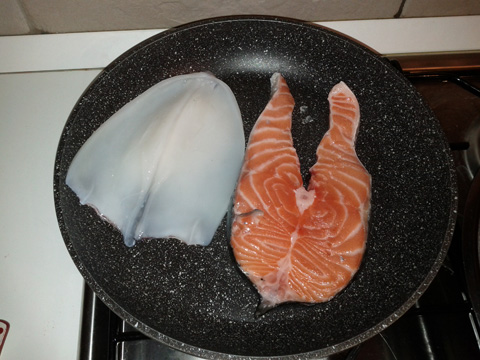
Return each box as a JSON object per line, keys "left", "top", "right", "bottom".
{"left": 54, "top": 16, "right": 457, "bottom": 358}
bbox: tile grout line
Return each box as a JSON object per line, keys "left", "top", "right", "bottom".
{"left": 394, "top": 0, "right": 408, "bottom": 18}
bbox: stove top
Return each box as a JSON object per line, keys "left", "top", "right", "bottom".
{"left": 79, "top": 53, "right": 480, "bottom": 360}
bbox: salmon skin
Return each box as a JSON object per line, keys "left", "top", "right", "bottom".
{"left": 231, "top": 73, "right": 371, "bottom": 314}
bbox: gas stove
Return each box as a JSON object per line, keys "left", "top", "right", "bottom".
{"left": 78, "top": 54, "right": 480, "bottom": 360}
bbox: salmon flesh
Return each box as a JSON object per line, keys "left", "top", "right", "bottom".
{"left": 231, "top": 73, "right": 371, "bottom": 313}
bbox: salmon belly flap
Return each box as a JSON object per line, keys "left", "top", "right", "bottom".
{"left": 230, "top": 73, "right": 371, "bottom": 311}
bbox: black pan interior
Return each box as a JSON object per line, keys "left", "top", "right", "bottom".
{"left": 54, "top": 16, "right": 457, "bottom": 359}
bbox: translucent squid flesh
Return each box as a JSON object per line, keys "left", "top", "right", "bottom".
{"left": 66, "top": 72, "right": 245, "bottom": 247}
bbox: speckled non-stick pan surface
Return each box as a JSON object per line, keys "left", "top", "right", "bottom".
{"left": 54, "top": 16, "right": 457, "bottom": 359}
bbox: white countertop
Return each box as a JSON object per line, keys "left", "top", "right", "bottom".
{"left": 0, "top": 16, "right": 479, "bottom": 360}
{"left": 0, "top": 70, "right": 99, "bottom": 360}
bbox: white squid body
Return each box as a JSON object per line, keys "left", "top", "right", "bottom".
{"left": 66, "top": 72, "right": 245, "bottom": 247}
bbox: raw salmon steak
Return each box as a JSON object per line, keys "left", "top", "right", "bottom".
{"left": 231, "top": 73, "right": 371, "bottom": 312}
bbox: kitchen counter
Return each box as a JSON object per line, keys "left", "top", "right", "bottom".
{"left": 0, "top": 15, "right": 479, "bottom": 360}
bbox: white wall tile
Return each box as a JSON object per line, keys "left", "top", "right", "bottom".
{"left": 4, "top": 0, "right": 480, "bottom": 36}
{"left": 21, "top": 0, "right": 403, "bottom": 34}
{"left": 0, "top": 0, "right": 31, "bottom": 35}
{"left": 402, "top": 0, "right": 480, "bottom": 17}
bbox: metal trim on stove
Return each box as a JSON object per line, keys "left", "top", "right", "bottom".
{"left": 463, "top": 168, "right": 480, "bottom": 328}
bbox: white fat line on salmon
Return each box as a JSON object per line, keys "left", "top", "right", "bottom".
{"left": 235, "top": 244, "right": 263, "bottom": 259}
{"left": 261, "top": 239, "right": 291, "bottom": 253}
{"left": 262, "top": 109, "right": 293, "bottom": 118}
{"left": 254, "top": 229, "right": 291, "bottom": 248}
{"left": 262, "top": 117, "right": 291, "bottom": 126}
{"left": 330, "top": 126, "right": 357, "bottom": 145}
{"left": 331, "top": 130, "right": 358, "bottom": 145}
{"left": 315, "top": 141, "right": 358, "bottom": 159}
{"left": 331, "top": 104, "right": 357, "bottom": 114}
{"left": 332, "top": 171, "right": 368, "bottom": 200}
{"left": 293, "top": 258, "right": 348, "bottom": 286}
{"left": 331, "top": 114, "right": 357, "bottom": 129}
{"left": 249, "top": 153, "right": 299, "bottom": 173}
{"left": 247, "top": 126, "right": 291, "bottom": 138}
{"left": 265, "top": 98, "right": 294, "bottom": 108}
{"left": 265, "top": 206, "right": 298, "bottom": 231}
{"left": 291, "top": 250, "right": 350, "bottom": 288}
{"left": 248, "top": 145, "right": 295, "bottom": 162}
{"left": 320, "top": 135, "right": 354, "bottom": 149}
{"left": 258, "top": 206, "right": 297, "bottom": 233}
{"left": 333, "top": 221, "right": 364, "bottom": 248}
{"left": 248, "top": 174, "right": 272, "bottom": 211}
{"left": 300, "top": 205, "right": 350, "bottom": 240}
{"left": 261, "top": 211, "right": 312, "bottom": 303}
{"left": 261, "top": 111, "right": 293, "bottom": 121}
{"left": 319, "top": 171, "right": 367, "bottom": 207}
{"left": 311, "top": 166, "right": 364, "bottom": 187}
{"left": 330, "top": 93, "right": 357, "bottom": 103}
{"left": 331, "top": 101, "right": 356, "bottom": 110}
{"left": 332, "top": 97, "right": 359, "bottom": 108}
{"left": 248, "top": 138, "right": 292, "bottom": 149}
{"left": 266, "top": 90, "right": 294, "bottom": 102}
{"left": 258, "top": 244, "right": 299, "bottom": 304}
{"left": 234, "top": 189, "right": 256, "bottom": 210}
{"left": 295, "top": 230, "right": 330, "bottom": 242}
